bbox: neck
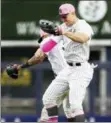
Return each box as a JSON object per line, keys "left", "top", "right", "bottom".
{"left": 73, "top": 16, "right": 78, "bottom": 24}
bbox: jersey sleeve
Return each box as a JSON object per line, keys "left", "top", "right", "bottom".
{"left": 76, "top": 20, "right": 94, "bottom": 38}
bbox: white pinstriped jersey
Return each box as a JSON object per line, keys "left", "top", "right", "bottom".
{"left": 47, "top": 44, "right": 68, "bottom": 75}
{"left": 40, "top": 37, "right": 68, "bottom": 75}
{"left": 60, "top": 19, "right": 94, "bottom": 63}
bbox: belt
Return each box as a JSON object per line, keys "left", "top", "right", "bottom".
{"left": 67, "top": 62, "right": 81, "bottom": 66}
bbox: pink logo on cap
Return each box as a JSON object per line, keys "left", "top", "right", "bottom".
{"left": 59, "top": 3, "right": 75, "bottom": 15}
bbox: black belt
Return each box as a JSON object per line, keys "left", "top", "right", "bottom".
{"left": 67, "top": 62, "right": 81, "bottom": 66}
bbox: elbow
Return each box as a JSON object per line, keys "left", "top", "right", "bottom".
{"left": 77, "top": 38, "right": 87, "bottom": 43}
{"left": 81, "top": 38, "right": 88, "bottom": 43}
{"left": 78, "top": 33, "right": 89, "bottom": 43}
{"left": 80, "top": 36, "right": 89, "bottom": 43}
{"left": 83, "top": 34, "right": 90, "bottom": 43}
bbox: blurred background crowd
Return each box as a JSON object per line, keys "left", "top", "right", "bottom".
{"left": 1, "top": 0, "right": 111, "bottom": 122}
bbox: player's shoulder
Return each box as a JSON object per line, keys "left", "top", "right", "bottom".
{"left": 78, "top": 19, "right": 91, "bottom": 28}
{"left": 78, "top": 19, "right": 93, "bottom": 31}
{"left": 77, "top": 19, "right": 94, "bottom": 35}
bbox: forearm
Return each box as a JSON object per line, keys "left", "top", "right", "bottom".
{"left": 63, "top": 32, "right": 89, "bottom": 43}
{"left": 27, "top": 55, "right": 44, "bottom": 65}
{"left": 18, "top": 48, "right": 46, "bottom": 69}
{"left": 18, "top": 56, "right": 43, "bottom": 69}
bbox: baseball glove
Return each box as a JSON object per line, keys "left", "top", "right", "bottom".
{"left": 6, "top": 64, "right": 19, "bottom": 79}
{"left": 39, "top": 19, "right": 58, "bottom": 35}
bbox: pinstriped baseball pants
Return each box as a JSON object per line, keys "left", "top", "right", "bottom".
{"left": 42, "top": 62, "right": 94, "bottom": 117}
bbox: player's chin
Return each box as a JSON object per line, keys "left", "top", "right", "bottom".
{"left": 65, "top": 22, "right": 70, "bottom": 26}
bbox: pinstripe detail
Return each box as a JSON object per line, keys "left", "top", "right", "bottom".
{"left": 64, "top": 42, "right": 90, "bottom": 62}
{"left": 47, "top": 44, "right": 68, "bottom": 75}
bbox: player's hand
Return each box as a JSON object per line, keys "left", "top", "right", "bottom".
{"left": 55, "top": 26, "right": 63, "bottom": 35}
{"left": 6, "top": 64, "right": 21, "bottom": 79}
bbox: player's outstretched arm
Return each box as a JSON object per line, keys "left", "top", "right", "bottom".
{"left": 23, "top": 29, "right": 50, "bottom": 68}
{"left": 19, "top": 48, "right": 46, "bottom": 69}
{"left": 6, "top": 48, "right": 46, "bottom": 79}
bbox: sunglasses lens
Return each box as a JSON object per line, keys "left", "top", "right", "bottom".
{"left": 60, "top": 14, "right": 68, "bottom": 19}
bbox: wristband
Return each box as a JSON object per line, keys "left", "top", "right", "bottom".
{"left": 21, "top": 62, "right": 30, "bottom": 68}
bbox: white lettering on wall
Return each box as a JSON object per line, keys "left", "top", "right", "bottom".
{"left": 16, "top": 22, "right": 27, "bottom": 35}
{"left": 16, "top": 21, "right": 40, "bottom": 35}
{"left": 101, "top": 21, "right": 111, "bottom": 34}
{"left": 16, "top": 21, "right": 111, "bottom": 36}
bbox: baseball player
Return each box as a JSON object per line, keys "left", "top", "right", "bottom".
{"left": 6, "top": 30, "right": 74, "bottom": 122}
{"left": 38, "top": 3, "right": 94, "bottom": 122}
